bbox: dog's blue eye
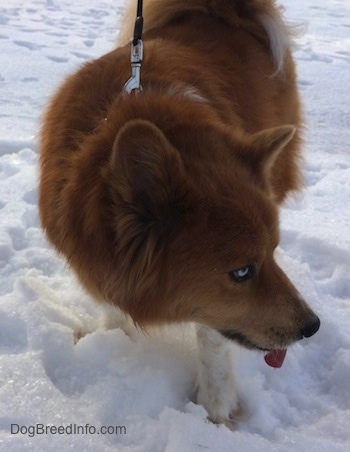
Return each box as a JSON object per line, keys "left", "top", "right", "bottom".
{"left": 228, "top": 265, "right": 255, "bottom": 283}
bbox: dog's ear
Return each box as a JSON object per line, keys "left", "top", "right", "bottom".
{"left": 248, "top": 125, "right": 296, "bottom": 172}
{"left": 111, "top": 119, "right": 191, "bottom": 231}
{"left": 242, "top": 125, "right": 296, "bottom": 191}
{"left": 110, "top": 120, "right": 194, "bottom": 320}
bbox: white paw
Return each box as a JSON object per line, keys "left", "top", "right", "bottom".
{"left": 197, "top": 389, "right": 242, "bottom": 430}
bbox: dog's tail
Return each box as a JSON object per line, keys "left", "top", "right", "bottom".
{"left": 117, "top": 0, "right": 298, "bottom": 73}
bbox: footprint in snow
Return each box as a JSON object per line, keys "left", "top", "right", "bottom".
{"left": 13, "top": 40, "right": 46, "bottom": 51}
{"left": 21, "top": 77, "right": 39, "bottom": 83}
{"left": 46, "top": 55, "right": 69, "bottom": 63}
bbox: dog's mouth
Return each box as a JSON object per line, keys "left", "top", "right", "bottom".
{"left": 220, "top": 330, "right": 267, "bottom": 351}
{"left": 219, "top": 330, "right": 287, "bottom": 369}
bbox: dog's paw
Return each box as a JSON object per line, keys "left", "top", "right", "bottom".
{"left": 196, "top": 385, "right": 242, "bottom": 430}
{"left": 211, "top": 403, "right": 246, "bottom": 430}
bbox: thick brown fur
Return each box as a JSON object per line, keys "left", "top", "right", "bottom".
{"left": 39, "top": 0, "right": 319, "bottom": 353}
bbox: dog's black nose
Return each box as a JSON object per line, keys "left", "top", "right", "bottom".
{"left": 301, "top": 314, "right": 321, "bottom": 338}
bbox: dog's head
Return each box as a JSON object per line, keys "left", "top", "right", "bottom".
{"left": 110, "top": 118, "right": 319, "bottom": 352}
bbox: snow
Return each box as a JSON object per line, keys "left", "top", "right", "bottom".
{"left": 0, "top": 0, "right": 349, "bottom": 450}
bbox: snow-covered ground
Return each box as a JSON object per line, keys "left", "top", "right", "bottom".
{"left": 0, "top": 0, "right": 349, "bottom": 450}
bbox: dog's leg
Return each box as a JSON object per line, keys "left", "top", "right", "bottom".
{"left": 196, "top": 325, "right": 240, "bottom": 429}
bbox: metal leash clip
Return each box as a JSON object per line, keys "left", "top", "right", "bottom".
{"left": 124, "top": 39, "right": 143, "bottom": 94}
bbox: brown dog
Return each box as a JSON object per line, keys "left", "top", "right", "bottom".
{"left": 39, "top": 0, "right": 320, "bottom": 427}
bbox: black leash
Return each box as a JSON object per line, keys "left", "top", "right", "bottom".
{"left": 124, "top": 0, "right": 144, "bottom": 94}
{"left": 133, "top": 0, "right": 144, "bottom": 46}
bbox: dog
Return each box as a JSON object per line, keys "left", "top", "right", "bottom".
{"left": 39, "top": 0, "right": 320, "bottom": 427}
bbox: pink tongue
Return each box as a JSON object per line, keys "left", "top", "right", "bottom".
{"left": 264, "top": 349, "right": 287, "bottom": 368}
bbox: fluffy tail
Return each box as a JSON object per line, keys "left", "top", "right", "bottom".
{"left": 117, "top": 0, "right": 297, "bottom": 73}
